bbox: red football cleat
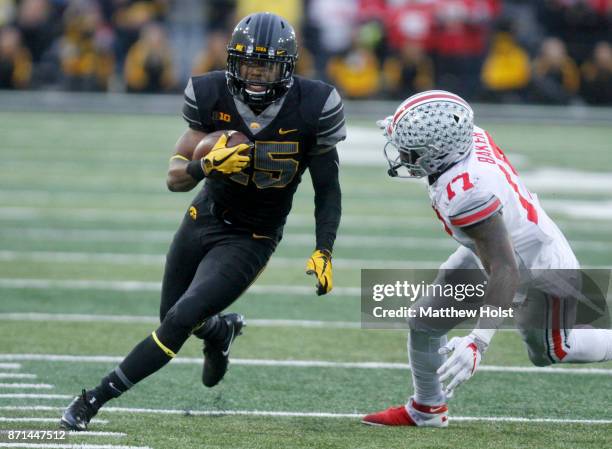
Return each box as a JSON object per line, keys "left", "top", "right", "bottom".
{"left": 361, "top": 405, "right": 415, "bottom": 426}
{"left": 362, "top": 398, "right": 449, "bottom": 427}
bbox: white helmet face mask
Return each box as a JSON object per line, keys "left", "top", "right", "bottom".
{"left": 380, "top": 91, "right": 475, "bottom": 178}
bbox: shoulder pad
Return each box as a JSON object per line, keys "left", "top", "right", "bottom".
{"left": 294, "top": 76, "right": 335, "bottom": 127}
{"left": 191, "top": 71, "right": 227, "bottom": 105}
{"left": 190, "top": 71, "right": 227, "bottom": 131}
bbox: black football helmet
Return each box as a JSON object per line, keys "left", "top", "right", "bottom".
{"left": 226, "top": 12, "right": 298, "bottom": 106}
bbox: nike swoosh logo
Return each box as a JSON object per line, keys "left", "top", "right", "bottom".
{"left": 221, "top": 326, "right": 235, "bottom": 357}
{"left": 212, "top": 150, "right": 237, "bottom": 167}
{"left": 429, "top": 405, "right": 446, "bottom": 414}
{"left": 279, "top": 128, "right": 298, "bottom": 135}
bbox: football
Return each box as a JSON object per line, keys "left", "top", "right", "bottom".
{"left": 192, "top": 130, "right": 252, "bottom": 160}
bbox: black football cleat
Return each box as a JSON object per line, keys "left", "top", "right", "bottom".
{"left": 59, "top": 389, "right": 99, "bottom": 431}
{"left": 202, "top": 313, "right": 245, "bottom": 387}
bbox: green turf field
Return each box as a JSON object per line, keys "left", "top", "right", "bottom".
{"left": 0, "top": 111, "right": 611, "bottom": 448}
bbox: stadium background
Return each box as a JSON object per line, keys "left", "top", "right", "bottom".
{"left": 0, "top": 1, "right": 611, "bottom": 449}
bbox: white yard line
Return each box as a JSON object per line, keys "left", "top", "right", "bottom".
{"left": 0, "top": 444, "right": 150, "bottom": 449}
{"left": 0, "top": 251, "right": 441, "bottom": 270}
{"left": 0, "top": 384, "right": 53, "bottom": 390}
{"left": 0, "top": 229, "right": 459, "bottom": 249}
{"left": 0, "top": 374, "right": 36, "bottom": 380}
{"left": 68, "top": 432, "right": 125, "bottom": 437}
{"left": 0, "top": 394, "right": 70, "bottom": 399}
{"left": 0, "top": 417, "right": 107, "bottom": 424}
{"left": 1, "top": 228, "right": 611, "bottom": 252}
{"left": 0, "top": 431, "right": 125, "bottom": 437}
{"left": 0, "top": 364, "right": 20, "bottom": 370}
{"left": 1, "top": 206, "right": 612, "bottom": 228}
{"left": 0, "top": 353, "right": 611, "bottom": 376}
{"left": 0, "top": 313, "right": 607, "bottom": 332}
{"left": 0, "top": 405, "right": 610, "bottom": 425}
{"left": 0, "top": 279, "right": 363, "bottom": 296}
{"left": 0, "top": 313, "right": 363, "bottom": 329}
{"left": 544, "top": 199, "right": 612, "bottom": 220}
{"left": 0, "top": 207, "right": 428, "bottom": 226}
{"left": 0, "top": 249, "right": 609, "bottom": 269}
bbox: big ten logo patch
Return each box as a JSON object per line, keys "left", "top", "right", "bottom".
{"left": 213, "top": 111, "right": 231, "bottom": 123}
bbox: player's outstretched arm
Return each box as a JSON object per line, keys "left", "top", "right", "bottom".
{"left": 437, "top": 213, "right": 520, "bottom": 397}
{"left": 166, "top": 128, "right": 207, "bottom": 192}
{"left": 305, "top": 148, "right": 342, "bottom": 295}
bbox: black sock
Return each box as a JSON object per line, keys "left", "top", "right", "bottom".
{"left": 88, "top": 331, "right": 184, "bottom": 408}
{"left": 192, "top": 315, "right": 228, "bottom": 341}
{"left": 87, "top": 369, "right": 130, "bottom": 409}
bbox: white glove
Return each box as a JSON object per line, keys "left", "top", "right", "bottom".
{"left": 437, "top": 334, "right": 486, "bottom": 398}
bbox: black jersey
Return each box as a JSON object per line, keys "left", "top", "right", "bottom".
{"left": 181, "top": 71, "right": 346, "bottom": 235}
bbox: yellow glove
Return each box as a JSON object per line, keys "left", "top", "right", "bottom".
{"left": 306, "top": 249, "right": 333, "bottom": 296}
{"left": 202, "top": 133, "right": 251, "bottom": 176}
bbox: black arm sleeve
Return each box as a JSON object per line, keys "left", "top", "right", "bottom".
{"left": 308, "top": 147, "right": 342, "bottom": 253}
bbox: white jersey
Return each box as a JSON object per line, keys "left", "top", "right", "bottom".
{"left": 428, "top": 125, "right": 578, "bottom": 272}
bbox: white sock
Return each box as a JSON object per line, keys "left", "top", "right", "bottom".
{"left": 563, "top": 328, "right": 612, "bottom": 363}
{"left": 408, "top": 330, "right": 447, "bottom": 406}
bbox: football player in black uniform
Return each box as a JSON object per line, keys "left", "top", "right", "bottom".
{"left": 60, "top": 12, "right": 345, "bottom": 431}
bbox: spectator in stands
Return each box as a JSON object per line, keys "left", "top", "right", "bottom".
{"left": 124, "top": 21, "right": 175, "bottom": 93}
{"left": 581, "top": 41, "right": 612, "bottom": 105}
{"left": 499, "top": 0, "right": 543, "bottom": 52}
{"left": 433, "top": 0, "right": 501, "bottom": 100}
{"left": 326, "top": 23, "right": 381, "bottom": 99}
{"left": 0, "top": 0, "right": 16, "bottom": 28}
{"left": 205, "top": 0, "right": 237, "bottom": 32}
{"left": 383, "top": 43, "right": 434, "bottom": 99}
{"left": 383, "top": 0, "right": 437, "bottom": 55}
{"left": 307, "top": 0, "right": 358, "bottom": 81}
{"left": 191, "top": 30, "right": 227, "bottom": 75}
{"left": 112, "top": 0, "right": 170, "bottom": 71}
{"left": 537, "top": 0, "right": 609, "bottom": 64}
{"left": 530, "top": 37, "right": 580, "bottom": 104}
{"left": 480, "top": 22, "right": 531, "bottom": 102}
{"left": 59, "top": 1, "right": 115, "bottom": 91}
{"left": 0, "top": 25, "right": 32, "bottom": 88}
{"left": 235, "top": 0, "right": 302, "bottom": 26}
{"left": 15, "top": 0, "right": 58, "bottom": 63}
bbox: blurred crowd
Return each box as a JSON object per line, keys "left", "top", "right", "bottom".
{"left": 0, "top": 0, "right": 610, "bottom": 105}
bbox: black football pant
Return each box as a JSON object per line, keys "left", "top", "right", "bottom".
{"left": 158, "top": 202, "right": 277, "bottom": 348}
{"left": 89, "top": 199, "right": 277, "bottom": 402}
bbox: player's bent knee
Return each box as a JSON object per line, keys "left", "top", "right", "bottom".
{"left": 526, "top": 348, "right": 553, "bottom": 366}
{"left": 521, "top": 331, "right": 554, "bottom": 366}
{"left": 156, "top": 306, "right": 196, "bottom": 352}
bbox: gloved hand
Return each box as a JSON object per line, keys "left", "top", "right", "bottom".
{"left": 437, "top": 333, "right": 487, "bottom": 398}
{"left": 202, "top": 133, "right": 251, "bottom": 176}
{"left": 305, "top": 249, "right": 333, "bottom": 296}
{"left": 376, "top": 115, "right": 393, "bottom": 137}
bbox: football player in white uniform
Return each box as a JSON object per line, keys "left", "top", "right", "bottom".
{"left": 362, "top": 90, "right": 612, "bottom": 427}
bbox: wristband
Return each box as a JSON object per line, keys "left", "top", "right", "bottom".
{"left": 186, "top": 159, "right": 205, "bottom": 181}
{"left": 316, "top": 248, "right": 332, "bottom": 258}
{"left": 170, "top": 154, "right": 190, "bottom": 162}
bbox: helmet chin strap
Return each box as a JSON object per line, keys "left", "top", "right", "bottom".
{"left": 387, "top": 163, "right": 401, "bottom": 177}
